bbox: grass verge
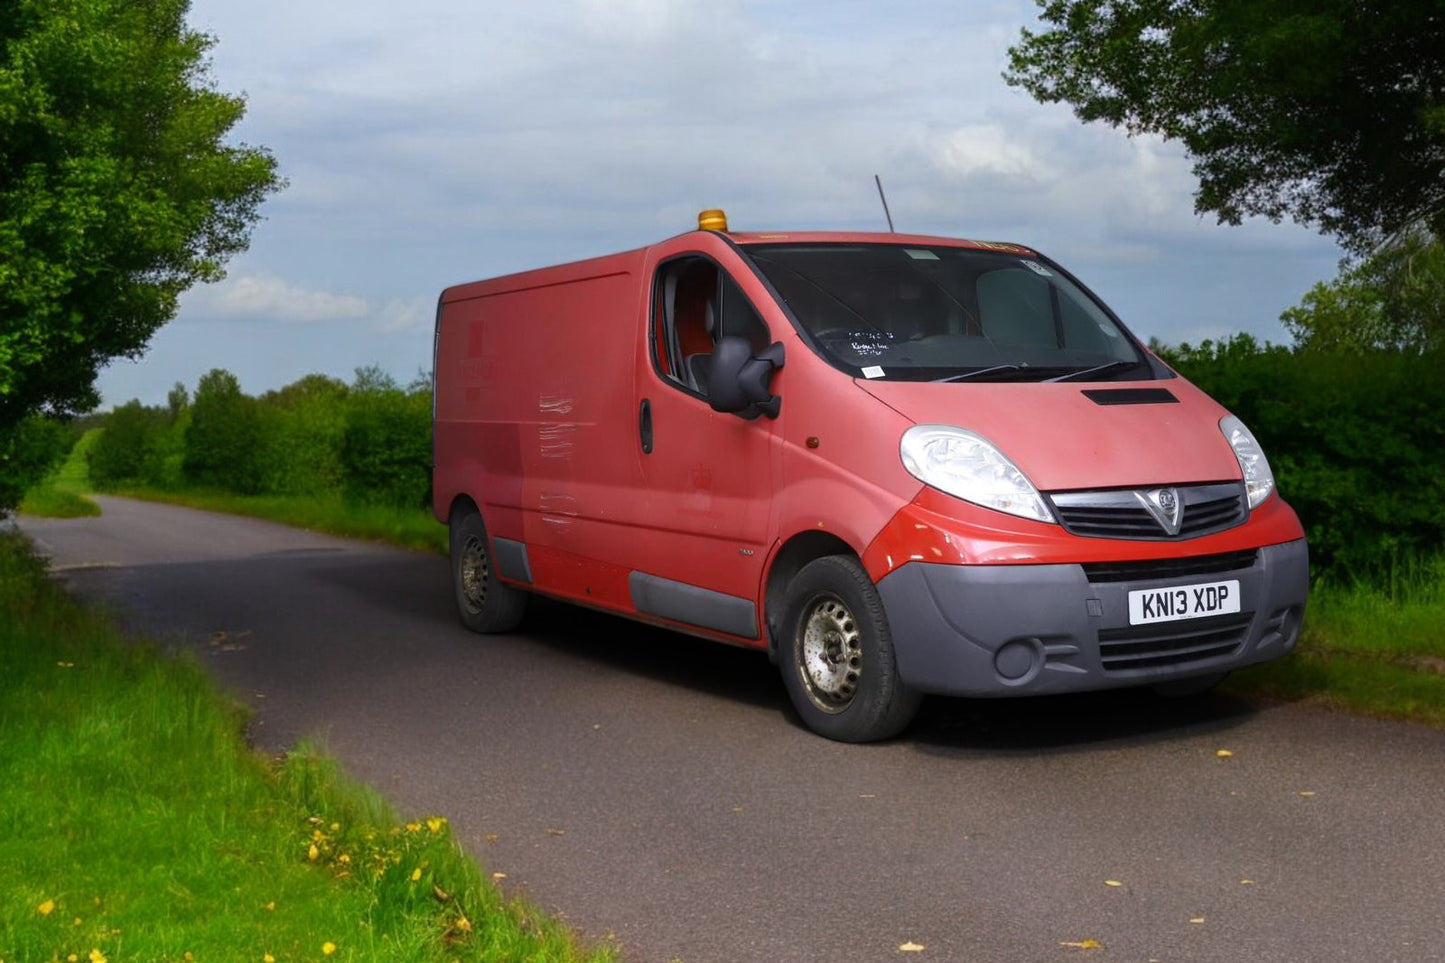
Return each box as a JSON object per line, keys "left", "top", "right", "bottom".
{"left": 1224, "top": 555, "right": 1445, "bottom": 727}
{"left": 18, "top": 430, "right": 102, "bottom": 518}
{"left": 0, "top": 533, "right": 614, "bottom": 963}
{"left": 109, "top": 487, "right": 447, "bottom": 555}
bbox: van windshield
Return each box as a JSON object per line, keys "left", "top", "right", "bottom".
{"left": 741, "top": 243, "right": 1154, "bottom": 383}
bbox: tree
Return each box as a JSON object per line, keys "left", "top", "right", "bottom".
{"left": 1005, "top": 1, "right": 1445, "bottom": 253}
{"left": 183, "top": 369, "right": 261, "bottom": 493}
{"left": 1282, "top": 228, "right": 1445, "bottom": 353}
{"left": 0, "top": 0, "right": 281, "bottom": 460}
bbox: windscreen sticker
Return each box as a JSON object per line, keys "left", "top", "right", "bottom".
{"left": 861, "top": 365, "right": 885, "bottom": 379}
{"left": 1022, "top": 259, "right": 1053, "bottom": 277}
{"left": 904, "top": 249, "right": 941, "bottom": 260}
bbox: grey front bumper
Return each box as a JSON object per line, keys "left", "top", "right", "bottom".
{"left": 877, "top": 539, "right": 1309, "bottom": 697}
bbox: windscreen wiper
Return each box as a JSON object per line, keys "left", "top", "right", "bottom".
{"left": 1043, "top": 360, "right": 1142, "bottom": 383}
{"left": 933, "top": 364, "right": 1023, "bottom": 383}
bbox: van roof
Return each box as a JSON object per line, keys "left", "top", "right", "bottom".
{"left": 725, "top": 230, "right": 1038, "bottom": 258}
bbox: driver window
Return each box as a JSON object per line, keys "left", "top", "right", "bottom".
{"left": 653, "top": 257, "right": 770, "bottom": 396}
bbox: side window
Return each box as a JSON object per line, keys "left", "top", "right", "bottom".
{"left": 652, "top": 257, "right": 771, "bottom": 395}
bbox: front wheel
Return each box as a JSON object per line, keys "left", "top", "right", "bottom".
{"left": 449, "top": 511, "right": 527, "bottom": 633}
{"left": 778, "top": 556, "right": 921, "bottom": 743}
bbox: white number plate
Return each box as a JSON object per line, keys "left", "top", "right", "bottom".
{"left": 1128, "top": 580, "right": 1240, "bottom": 626}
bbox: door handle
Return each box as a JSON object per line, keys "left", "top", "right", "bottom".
{"left": 639, "top": 398, "right": 653, "bottom": 454}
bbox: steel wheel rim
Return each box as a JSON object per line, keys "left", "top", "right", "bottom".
{"left": 459, "top": 534, "right": 489, "bottom": 612}
{"left": 796, "top": 592, "right": 863, "bottom": 713}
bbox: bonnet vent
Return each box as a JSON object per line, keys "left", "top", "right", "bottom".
{"left": 1082, "top": 388, "right": 1179, "bottom": 406}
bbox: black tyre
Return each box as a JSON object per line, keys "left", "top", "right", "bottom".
{"left": 779, "top": 555, "right": 922, "bottom": 743}
{"left": 449, "top": 511, "right": 527, "bottom": 633}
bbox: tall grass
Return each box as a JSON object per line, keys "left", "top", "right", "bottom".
{"left": 17, "top": 429, "right": 102, "bottom": 518}
{"left": 111, "top": 487, "right": 448, "bottom": 555}
{"left": 1224, "top": 553, "right": 1445, "bottom": 726}
{"left": 0, "top": 533, "right": 613, "bottom": 962}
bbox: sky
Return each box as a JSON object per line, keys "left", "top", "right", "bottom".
{"left": 95, "top": 0, "right": 1345, "bottom": 408}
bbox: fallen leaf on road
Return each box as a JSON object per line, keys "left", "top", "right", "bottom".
{"left": 1240, "top": 879, "right": 1255, "bottom": 885}
{"left": 898, "top": 941, "right": 925, "bottom": 952}
{"left": 1299, "top": 791, "right": 1317, "bottom": 797}
{"left": 1059, "top": 940, "right": 1102, "bottom": 950}
{"left": 1216, "top": 749, "right": 1234, "bottom": 758}
{"left": 1189, "top": 917, "right": 1206, "bottom": 924}
{"left": 1104, "top": 880, "right": 1123, "bottom": 887}
{"left": 546, "top": 828, "right": 566, "bottom": 836}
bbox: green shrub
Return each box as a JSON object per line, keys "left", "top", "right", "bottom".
{"left": 0, "top": 415, "right": 69, "bottom": 515}
{"left": 184, "top": 369, "right": 264, "bottom": 494}
{"left": 87, "top": 401, "right": 172, "bottom": 488}
{"left": 341, "top": 386, "right": 432, "bottom": 509}
{"left": 254, "top": 375, "right": 350, "bottom": 496}
{"left": 1160, "top": 336, "right": 1445, "bottom": 579}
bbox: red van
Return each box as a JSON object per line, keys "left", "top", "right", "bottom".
{"left": 432, "top": 210, "right": 1308, "bottom": 742}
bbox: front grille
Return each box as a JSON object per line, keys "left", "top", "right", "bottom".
{"left": 1049, "top": 483, "right": 1247, "bottom": 540}
{"left": 1082, "top": 549, "right": 1258, "bottom": 584}
{"left": 1098, "top": 613, "right": 1253, "bottom": 673}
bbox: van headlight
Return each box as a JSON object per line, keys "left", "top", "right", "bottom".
{"left": 1220, "top": 415, "right": 1275, "bottom": 509}
{"left": 900, "top": 425, "right": 1054, "bottom": 523}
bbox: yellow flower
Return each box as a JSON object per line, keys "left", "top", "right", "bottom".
{"left": 37, "top": 900, "right": 55, "bottom": 916}
{"left": 265, "top": 955, "right": 276, "bottom": 962}
{"left": 89, "top": 950, "right": 107, "bottom": 963}
{"left": 456, "top": 915, "right": 473, "bottom": 934}
{"left": 411, "top": 868, "right": 422, "bottom": 882}
{"left": 338, "top": 853, "right": 351, "bottom": 865}
{"left": 322, "top": 941, "right": 337, "bottom": 955}
{"left": 426, "top": 817, "right": 446, "bottom": 833}
{"left": 308, "top": 844, "right": 319, "bottom": 861}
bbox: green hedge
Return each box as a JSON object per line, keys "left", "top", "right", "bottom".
{"left": 88, "top": 368, "right": 432, "bottom": 512}
{"left": 1159, "top": 337, "right": 1445, "bottom": 579}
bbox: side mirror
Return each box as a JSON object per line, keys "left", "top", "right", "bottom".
{"left": 706, "top": 336, "right": 785, "bottom": 419}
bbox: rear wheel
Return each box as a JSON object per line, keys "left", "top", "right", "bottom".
{"left": 779, "top": 556, "right": 921, "bottom": 742}
{"left": 449, "top": 511, "right": 527, "bottom": 633}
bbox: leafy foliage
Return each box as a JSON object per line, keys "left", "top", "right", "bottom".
{"left": 89, "top": 368, "right": 432, "bottom": 512}
{"left": 86, "top": 400, "right": 174, "bottom": 488}
{"left": 340, "top": 371, "right": 432, "bottom": 509}
{"left": 1006, "top": 1, "right": 1445, "bottom": 251}
{"left": 183, "top": 368, "right": 262, "bottom": 493}
{"left": 0, "top": 414, "right": 69, "bottom": 515}
{"left": 0, "top": 0, "right": 281, "bottom": 459}
{"left": 1282, "top": 228, "right": 1445, "bottom": 353}
{"left": 1158, "top": 336, "right": 1445, "bottom": 577}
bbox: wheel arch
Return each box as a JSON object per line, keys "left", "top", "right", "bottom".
{"left": 446, "top": 493, "right": 480, "bottom": 526}
{"left": 763, "top": 529, "right": 859, "bottom": 662}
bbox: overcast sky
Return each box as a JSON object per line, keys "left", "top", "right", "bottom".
{"left": 96, "top": 0, "right": 1344, "bottom": 407}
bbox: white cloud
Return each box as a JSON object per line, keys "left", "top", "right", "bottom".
{"left": 183, "top": 273, "right": 369, "bottom": 324}
{"left": 927, "top": 123, "right": 1055, "bottom": 181}
{"left": 374, "top": 297, "right": 432, "bottom": 333}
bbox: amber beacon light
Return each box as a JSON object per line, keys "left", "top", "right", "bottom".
{"left": 697, "top": 208, "right": 729, "bottom": 232}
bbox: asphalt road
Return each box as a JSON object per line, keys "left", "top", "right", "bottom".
{"left": 17, "top": 496, "right": 1445, "bottom": 962}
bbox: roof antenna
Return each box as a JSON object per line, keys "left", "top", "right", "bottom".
{"left": 874, "top": 174, "right": 896, "bottom": 232}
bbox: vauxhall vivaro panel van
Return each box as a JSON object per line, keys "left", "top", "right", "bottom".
{"left": 432, "top": 210, "right": 1308, "bottom": 742}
